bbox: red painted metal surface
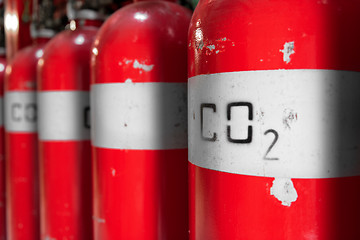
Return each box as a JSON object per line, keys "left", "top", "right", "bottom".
{"left": 91, "top": 2, "right": 191, "bottom": 239}
{"left": 188, "top": 0, "right": 360, "bottom": 239}
{"left": 38, "top": 19, "right": 99, "bottom": 240}
{"left": 5, "top": 0, "right": 33, "bottom": 60}
{"left": 0, "top": 54, "right": 6, "bottom": 240}
{"left": 5, "top": 38, "right": 49, "bottom": 240}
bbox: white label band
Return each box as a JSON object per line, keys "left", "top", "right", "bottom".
{"left": 38, "top": 91, "right": 90, "bottom": 141}
{"left": 189, "top": 69, "right": 360, "bottom": 179}
{"left": 91, "top": 82, "right": 187, "bottom": 150}
{"left": 5, "top": 91, "right": 37, "bottom": 133}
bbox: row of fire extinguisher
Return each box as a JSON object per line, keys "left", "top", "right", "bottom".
{"left": 3, "top": 0, "right": 192, "bottom": 239}
{"left": 2, "top": 0, "right": 360, "bottom": 240}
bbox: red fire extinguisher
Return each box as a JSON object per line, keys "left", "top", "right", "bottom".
{"left": 4, "top": 0, "right": 64, "bottom": 238}
{"left": 37, "top": 5, "right": 102, "bottom": 239}
{"left": 189, "top": 0, "right": 360, "bottom": 239}
{"left": 4, "top": 31, "right": 52, "bottom": 240}
{"left": 0, "top": 5, "right": 7, "bottom": 237}
{"left": 91, "top": 1, "right": 191, "bottom": 239}
{"left": 0, "top": 45, "right": 6, "bottom": 240}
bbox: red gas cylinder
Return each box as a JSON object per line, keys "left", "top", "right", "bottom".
{"left": 4, "top": 36, "right": 50, "bottom": 240}
{"left": 37, "top": 9, "right": 102, "bottom": 240}
{"left": 91, "top": 1, "right": 191, "bottom": 239}
{"left": 0, "top": 49, "right": 6, "bottom": 240}
{"left": 188, "top": 0, "right": 360, "bottom": 239}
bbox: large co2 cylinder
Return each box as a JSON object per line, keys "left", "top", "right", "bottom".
{"left": 37, "top": 10, "right": 101, "bottom": 240}
{"left": 91, "top": 1, "right": 191, "bottom": 239}
{"left": 4, "top": 37, "right": 49, "bottom": 240}
{"left": 188, "top": 0, "right": 360, "bottom": 239}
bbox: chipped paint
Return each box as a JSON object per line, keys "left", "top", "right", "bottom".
{"left": 111, "top": 168, "right": 116, "bottom": 176}
{"left": 283, "top": 108, "right": 297, "bottom": 129}
{"left": 125, "top": 60, "right": 132, "bottom": 65}
{"left": 204, "top": 38, "right": 233, "bottom": 55}
{"left": 207, "top": 45, "right": 215, "bottom": 51}
{"left": 280, "top": 41, "right": 295, "bottom": 64}
{"left": 133, "top": 60, "right": 154, "bottom": 72}
{"left": 93, "top": 216, "right": 106, "bottom": 223}
{"left": 125, "top": 78, "right": 133, "bottom": 83}
{"left": 270, "top": 178, "right": 298, "bottom": 207}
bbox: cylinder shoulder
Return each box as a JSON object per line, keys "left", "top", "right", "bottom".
{"left": 92, "top": 1, "right": 191, "bottom": 84}
{"left": 5, "top": 44, "right": 45, "bottom": 91}
{"left": 188, "top": 0, "right": 360, "bottom": 76}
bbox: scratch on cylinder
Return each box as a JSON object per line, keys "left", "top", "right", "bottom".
{"left": 280, "top": 41, "right": 295, "bottom": 64}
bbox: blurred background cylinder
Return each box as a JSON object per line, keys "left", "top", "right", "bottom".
{"left": 188, "top": 0, "right": 360, "bottom": 239}
{"left": 0, "top": 4, "right": 6, "bottom": 239}
{"left": 91, "top": 1, "right": 191, "bottom": 239}
{"left": 37, "top": 0, "right": 103, "bottom": 239}
{"left": 4, "top": 0, "right": 63, "bottom": 238}
{"left": 4, "top": 39, "right": 44, "bottom": 240}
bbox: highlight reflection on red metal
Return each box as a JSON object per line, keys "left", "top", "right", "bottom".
{"left": 38, "top": 13, "right": 101, "bottom": 240}
{"left": 188, "top": 1, "right": 360, "bottom": 239}
{"left": 5, "top": 0, "right": 33, "bottom": 60}
{"left": 91, "top": 1, "right": 191, "bottom": 239}
{"left": 4, "top": 37, "right": 49, "bottom": 240}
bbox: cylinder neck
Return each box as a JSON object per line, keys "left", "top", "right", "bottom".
{"left": 0, "top": 47, "right": 5, "bottom": 57}
{"left": 70, "top": 9, "right": 103, "bottom": 29}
